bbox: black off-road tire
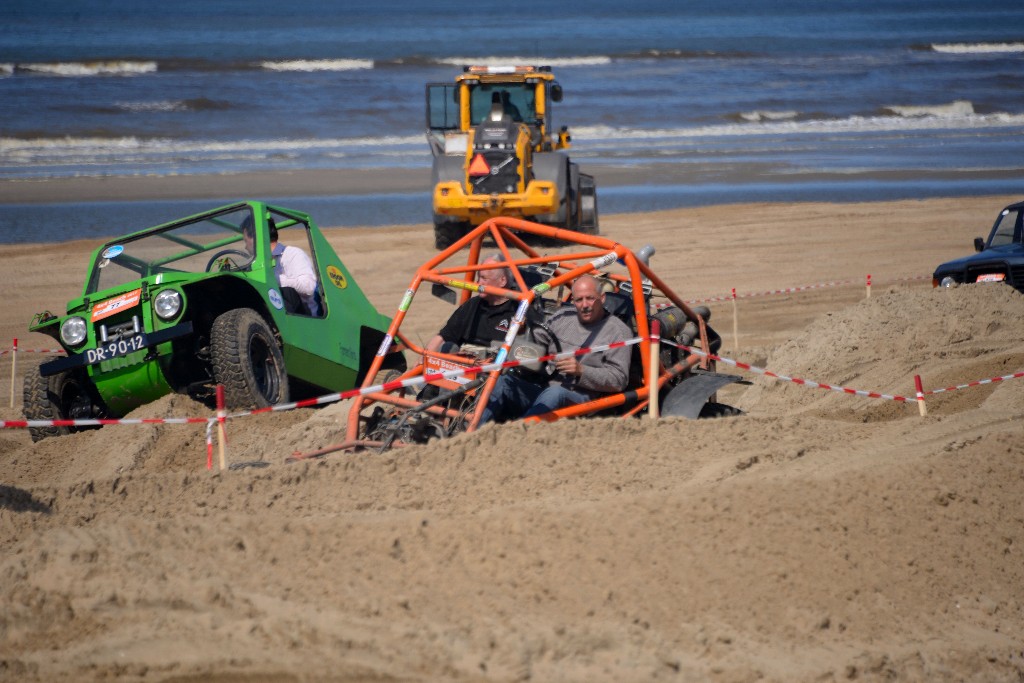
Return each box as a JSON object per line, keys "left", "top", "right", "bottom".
{"left": 210, "top": 308, "right": 289, "bottom": 410}
{"left": 434, "top": 220, "right": 470, "bottom": 250}
{"left": 578, "top": 175, "right": 599, "bottom": 235}
{"left": 23, "top": 370, "right": 84, "bottom": 442}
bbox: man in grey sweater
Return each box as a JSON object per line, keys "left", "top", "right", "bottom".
{"left": 478, "top": 274, "right": 632, "bottom": 424}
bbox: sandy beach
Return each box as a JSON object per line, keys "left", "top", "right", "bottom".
{"left": 2, "top": 186, "right": 1023, "bottom": 682}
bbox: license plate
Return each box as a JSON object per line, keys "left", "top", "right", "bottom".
{"left": 975, "top": 273, "right": 1005, "bottom": 283}
{"left": 85, "top": 334, "right": 148, "bottom": 365}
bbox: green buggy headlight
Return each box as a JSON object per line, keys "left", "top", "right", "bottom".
{"left": 154, "top": 289, "right": 183, "bottom": 320}
{"left": 60, "top": 316, "right": 88, "bottom": 346}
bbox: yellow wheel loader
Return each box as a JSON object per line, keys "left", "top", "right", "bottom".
{"left": 426, "top": 65, "right": 598, "bottom": 249}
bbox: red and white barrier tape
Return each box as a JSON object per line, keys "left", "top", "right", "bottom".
{"left": 683, "top": 273, "right": 930, "bottom": 305}
{"left": 661, "top": 338, "right": 1024, "bottom": 403}
{"left": 2, "top": 416, "right": 214, "bottom": 430}
{"left": 685, "top": 279, "right": 857, "bottom": 305}
{"left": 921, "top": 372, "right": 1024, "bottom": 397}
{"left": 4, "top": 333, "right": 1021, "bottom": 431}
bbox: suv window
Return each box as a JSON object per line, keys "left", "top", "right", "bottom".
{"left": 88, "top": 206, "right": 251, "bottom": 294}
{"left": 990, "top": 208, "right": 1023, "bottom": 248}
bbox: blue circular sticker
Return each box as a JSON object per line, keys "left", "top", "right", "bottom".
{"left": 101, "top": 245, "right": 124, "bottom": 259}
{"left": 268, "top": 289, "right": 284, "bottom": 310}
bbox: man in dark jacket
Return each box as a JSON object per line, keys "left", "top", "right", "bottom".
{"left": 426, "top": 254, "right": 517, "bottom": 354}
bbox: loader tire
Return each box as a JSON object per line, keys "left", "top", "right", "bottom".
{"left": 434, "top": 220, "right": 470, "bottom": 250}
{"left": 210, "top": 308, "right": 289, "bottom": 410}
{"left": 578, "top": 174, "right": 599, "bottom": 235}
{"left": 532, "top": 153, "right": 570, "bottom": 227}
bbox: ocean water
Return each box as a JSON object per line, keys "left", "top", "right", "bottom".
{"left": 2, "top": 0, "right": 1023, "bottom": 243}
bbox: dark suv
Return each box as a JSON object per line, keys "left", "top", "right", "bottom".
{"left": 933, "top": 200, "right": 1024, "bottom": 293}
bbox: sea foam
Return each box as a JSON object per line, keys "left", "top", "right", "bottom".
{"left": 260, "top": 59, "right": 374, "bottom": 72}
{"left": 17, "top": 61, "right": 158, "bottom": 76}
{"left": 883, "top": 100, "right": 974, "bottom": 118}
{"left": 438, "top": 56, "right": 611, "bottom": 68}
{"left": 931, "top": 42, "right": 1024, "bottom": 54}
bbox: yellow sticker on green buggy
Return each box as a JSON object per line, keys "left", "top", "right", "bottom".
{"left": 326, "top": 265, "right": 348, "bottom": 289}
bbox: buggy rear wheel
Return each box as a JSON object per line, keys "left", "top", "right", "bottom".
{"left": 210, "top": 308, "right": 289, "bottom": 410}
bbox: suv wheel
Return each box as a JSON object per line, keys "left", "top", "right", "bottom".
{"left": 210, "top": 308, "right": 289, "bottom": 409}
{"left": 23, "top": 369, "right": 92, "bottom": 442}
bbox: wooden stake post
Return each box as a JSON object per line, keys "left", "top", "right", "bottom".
{"left": 731, "top": 288, "right": 739, "bottom": 353}
{"left": 216, "top": 384, "right": 228, "bottom": 470}
{"left": 8, "top": 339, "right": 16, "bottom": 408}
{"left": 648, "top": 319, "right": 660, "bottom": 420}
{"left": 914, "top": 374, "right": 927, "bottom": 417}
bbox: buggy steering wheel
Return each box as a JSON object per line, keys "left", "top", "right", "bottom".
{"left": 205, "top": 249, "right": 254, "bottom": 272}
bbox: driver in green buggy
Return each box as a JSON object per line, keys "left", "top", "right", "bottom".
{"left": 242, "top": 217, "right": 319, "bottom": 316}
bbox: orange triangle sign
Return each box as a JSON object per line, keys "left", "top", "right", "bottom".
{"left": 468, "top": 154, "right": 490, "bottom": 176}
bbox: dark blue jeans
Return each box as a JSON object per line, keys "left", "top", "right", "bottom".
{"left": 478, "top": 373, "right": 590, "bottom": 424}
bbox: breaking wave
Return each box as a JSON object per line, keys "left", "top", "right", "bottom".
{"left": 15, "top": 60, "right": 158, "bottom": 76}
{"left": 574, "top": 108, "right": 1024, "bottom": 142}
{"left": 260, "top": 59, "right": 374, "bottom": 72}
{"left": 435, "top": 55, "right": 612, "bottom": 68}
{"left": 882, "top": 100, "right": 975, "bottom": 118}
{"left": 5, "top": 50, "right": 725, "bottom": 78}
{"left": 931, "top": 42, "right": 1024, "bottom": 54}
{"left": 7, "top": 107, "right": 1023, "bottom": 163}
{"left": 738, "top": 110, "right": 800, "bottom": 123}
{"left": 5, "top": 107, "right": 1023, "bottom": 178}
{"left": 107, "top": 98, "right": 233, "bottom": 113}
{"left": 6, "top": 41, "right": 1022, "bottom": 80}
{"left": 0, "top": 134, "right": 425, "bottom": 166}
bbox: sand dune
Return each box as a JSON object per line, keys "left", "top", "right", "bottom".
{"left": 2, "top": 195, "right": 1023, "bottom": 682}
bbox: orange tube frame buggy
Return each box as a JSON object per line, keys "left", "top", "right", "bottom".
{"left": 304, "top": 217, "right": 728, "bottom": 456}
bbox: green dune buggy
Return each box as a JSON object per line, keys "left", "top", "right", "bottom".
{"left": 24, "top": 201, "right": 405, "bottom": 441}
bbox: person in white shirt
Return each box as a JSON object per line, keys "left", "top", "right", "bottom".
{"left": 242, "top": 217, "right": 320, "bottom": 316}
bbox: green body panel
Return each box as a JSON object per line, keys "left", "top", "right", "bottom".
{"left": 90, "top": 350, "right": 173, "bottom": 415}
{"left": 283, "top": 344, "right": 358, "bottom": 391}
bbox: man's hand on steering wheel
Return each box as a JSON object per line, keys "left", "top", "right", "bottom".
{"left": 552, "top": 355, "right": 581, "bottom": 378}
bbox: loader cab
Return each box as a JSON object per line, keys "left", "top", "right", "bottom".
{"left": 468, "top": 85, "right": 532, "bottom": 125}
{"left": 425, "top": 82, "right": 536, "bottom": 128}
{"left": 426, "top": 66, "right": 567, "bottom": 155}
